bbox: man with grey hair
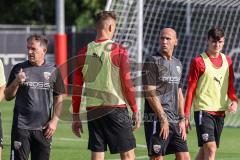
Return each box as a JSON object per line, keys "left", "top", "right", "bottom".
{"left": 5, "top": 34, "right": 65, "bottom": 160}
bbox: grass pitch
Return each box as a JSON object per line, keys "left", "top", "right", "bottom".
{"left": 1, "top": 100, "right": 240, "bottom": 160}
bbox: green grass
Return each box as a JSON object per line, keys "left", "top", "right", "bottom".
{"left": 1, "top": 100, "right": 240, "bottom": 160}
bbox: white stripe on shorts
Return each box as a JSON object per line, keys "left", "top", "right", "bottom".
{"left": 199, "top": 110, "right": 203, "bottom": 125}
{"left": 153, "top": 120, "right": 157, "bottom": 134}
{"left": 11, "top": 150, "right": 14, "bottom": 160}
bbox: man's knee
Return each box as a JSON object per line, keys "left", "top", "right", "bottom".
{"left": 175, "top": 152, "right": 191, "bottom": 160}
{"left": 205, "top": 147, "right": 216, "bottom": 156}
{"left": 149, "top": 156, "right": 163, "bottom": 160}
{"left": 120, "top": 149, "right": 135, "bottom": 160}
{"left": 195, "top": 147, "right": 204, "bottom": 160}
{"left": 203, "top": 142, "right": 217, "bottom": 156}
{"left": 91, "top": 151, "right": 105, "bottom": 160}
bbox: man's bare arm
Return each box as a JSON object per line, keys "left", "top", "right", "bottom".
{"left": 178, "top": 88, "right": 185, "bottom": 118}
{"left": 178, "top": 88, "right": 187, "bottom": 140}
{"left": 144, "top": 85, "right": 169, "bottom": 139}
{"left": 5, "top": 69, "right": 26, "bottom": 101}
{"left": 0, "top": 85, "right": 5, "bottom": 101}
{"left": 44, "top": 95, "right": 63, "bottom": 139}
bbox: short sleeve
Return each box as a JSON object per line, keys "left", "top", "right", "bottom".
{"left": 142, "top": 57, "right": 158, "bottom": 86}
{"left": 53, "top": 68, "right": 65, "bottom": 96}
{"left": 178, "top": 62, "right": 183, "bottom": 88}
{"left": 6, "top": 64, "right": 21, "bottom": 87}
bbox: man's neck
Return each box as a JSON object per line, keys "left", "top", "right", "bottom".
{"left": 30, "top": 60, "right": 45, "bottom": 66}
{"left": 161, "top": 52, "right": 173, "bottom": 60}
{"left": 96, "top": 32, "right": 111, "bottom": 41}
{"left": 207, "top": 50, "right": 220, "bottom": 58}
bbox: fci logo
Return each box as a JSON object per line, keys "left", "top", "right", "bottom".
{"left": 153, "top": 144, "right": 161, "bottom": 153}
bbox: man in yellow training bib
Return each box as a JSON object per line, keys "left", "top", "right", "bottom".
{"left": 71, "top": 11, "right": 141, "bottom": 160}
{"left": 0, "top": 59, "right": 6, "bottom": 159}
{"left": 184, "top": 27, "right": 238, "bottom": 160}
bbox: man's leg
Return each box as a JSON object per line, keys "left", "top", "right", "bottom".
{"left": 149, "top": 155, "right": 163, "bottom": 160}
{"left": 175, "top": 152, "right": 190, "bottom": 160}
{"left": 10, "top": 128, "right": 30, "bottom": 160}
{"left": 168, "top": 123, "right": 190, "bottom": 160}
{"left": 87, "top": 110, "right": 107, "bottom": 160}
{"left": 203, "top": 115, "right": 225, "bottom": 160}
{"left": 30, "top": 130, "right": 51, "bottom": 160}
{"left": 150, "top": 156, "right": 163, "bottom": 160}
{"left": 0, "top": 113, "right": 3, "bottom": 160}
{"left": 91, "top": 152, "right": 104, "bottom": 160}
{"left": 0, "top": 148, "right": 2, "bottom": 160}
{"left": 195, "top": 142, "right": 217, "bottom": 160}
{"left": 105, "top": 108, "right": 136, "bottom": 156}
{"left": 202, "top": 141, "right": 217, "bottom": 160}
{"left": 195, "top": 111, "right": 224, "bottom": 160}
{"left": 120, "top": 148, "right": 135, "bottom": 160}
{"left": 144, "top": 119, "right": 171, "bottom": 160}
{"left": 194, "top": 111, "right": 219, "bottom": 160}
{"left": 195, "top": 147, "right": 204, "bottom": 160}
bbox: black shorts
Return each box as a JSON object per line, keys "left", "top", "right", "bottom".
{"left": 10, "top": 128, "right": 52, "bottom": 160}
{"left": 0, "top": 112, "right": 3, "bottom": 148}
{"left": 194, "top": 111, "right": 225, "bottom": 148}
{"left": 144, "top": 120, "right": 188, "bottom": 157}
{"left": 87, "top": 107, "right": 136, "bottom": 154}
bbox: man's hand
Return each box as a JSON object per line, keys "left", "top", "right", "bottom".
{"left": 43, "top": 117, "right": 59, "bottom": 139}
{"left": 185, "top": 117, "right": 191, "bottom": 133}
{"left": 132, "top": 111, "right": 141, "bottom": 131}
{"left": 72, "top": 114, "right": 83, "bottom": 138}
{"left": 16, "top": 68, "right": 26, "bottom": 84}
{"left": 160, "top": 116, "right": 169, "bottom": 140}
{"left": 179, "top": 120, "right": 187, "bottom": 141}
{"left": 4, "top": 68, "right": 27, "bottom": 101}
{"left": 228, "top": 101, "right": 238, "bottom": 113}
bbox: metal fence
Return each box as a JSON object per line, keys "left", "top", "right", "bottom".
{"left": 0, "top": 25, "right": 96, "bottom": 83}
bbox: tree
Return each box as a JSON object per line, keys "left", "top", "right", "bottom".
{"left": 66, "top": 0, "right": 106, "bottom": 30}
{"left": 0, "top": 0, "right": 106, "bottom": 30}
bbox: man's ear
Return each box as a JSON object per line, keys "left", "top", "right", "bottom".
{"left": 43, "top": 48, "right": 47, "bottom": 53}
{"left": 175, "top": 38, "right": 178, "bottom": 47}
{"left": 109, "top": 24, "right": 113, "bottom": 32}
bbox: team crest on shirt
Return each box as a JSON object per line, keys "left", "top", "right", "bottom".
{"left": 202, "top": 133, "right": 209, "bottom": 141}
{"left": 43, "top": 72, "right": 51, "bottom": 80}
{"left": 176, "top": 66, "right": 181, "bottom": 74}
{"left": 14, "top": 141, "right": 22, "bottom": 150}
{"left": 153, "top": 144, "right": 161, "bottom": 153}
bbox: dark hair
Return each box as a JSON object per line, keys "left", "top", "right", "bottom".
{"left": 96, "top": 11, "right": 116, "bottom": 28}
{"left": 208, "top": 27, "right": 224, "bottom": 41}
{"left": 27, "top": 34, "right": 48, "bottom": 48}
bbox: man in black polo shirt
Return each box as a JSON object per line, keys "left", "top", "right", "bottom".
{"left": 143, "top": 28, "right": 190, "bottom": 160}
{"left": 5, "top": 34, "right": 65, "bottom": 160}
